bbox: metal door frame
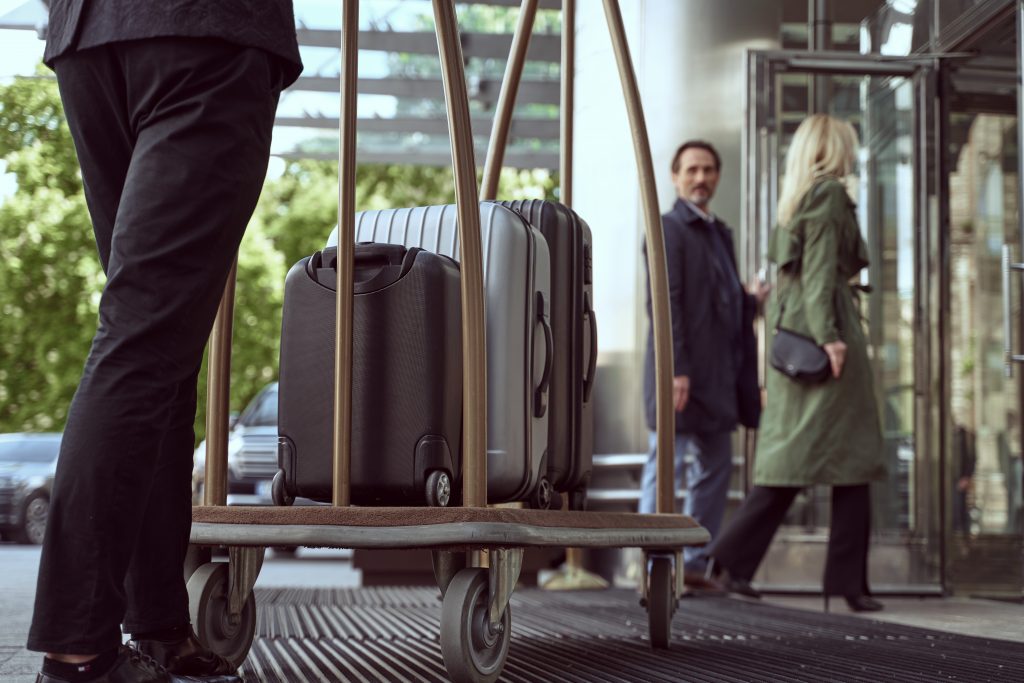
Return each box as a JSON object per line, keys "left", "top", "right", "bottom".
{"left": 742, "top": 50, "right": 945, "bottom": 593}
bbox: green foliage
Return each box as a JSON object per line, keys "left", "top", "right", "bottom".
{"left": 0, "top": 75, "right": 97, "bottom": 432}
{"left": 1, "top": 70, "right": 560, "bottom": 446}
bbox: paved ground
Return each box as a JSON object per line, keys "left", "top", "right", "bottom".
{"left": 1, "top": 544, "right": 1021, "bottom": 681}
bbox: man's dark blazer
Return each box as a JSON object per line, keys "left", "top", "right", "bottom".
{"left": 643, "top": 199, "right": 761, "bottom": 435}
{"left": 43, "top": 0, "right": 303, "bottom": 86}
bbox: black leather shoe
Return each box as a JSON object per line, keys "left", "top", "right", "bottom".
{"left": 723, "top": 576, "right": 763, "bottom": 599}
{"left": 706, "top": 558, "right": 761, "bottom": 599}
{"left": 36, "top": 646, "right": 198, "bottom": 682}
{"left": 129, "top": 630, "right": 239, "bottom": 681}
{"left": 844, "top": 594, "right": 884, "bottom": 612}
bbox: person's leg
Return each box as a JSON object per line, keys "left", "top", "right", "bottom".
{"left": 638, "top": 431, "right": 658, "bottom": 514}
{"left": 640, "top": 431, "right": 687, "bottom": 514}
{"left": 823, "top": 484, "right": 871, "bottom": 597}
{"left": 28, "top": 38, "right": 280, "bottom": 656}
{"left": 121, "top": 372, "right": 200, "bottom": 636}
{"left": 682, "top": 431, "right": 735, "bottom": 574}
{"left": 708, "top": 485, "right": 800, "bottom": 581}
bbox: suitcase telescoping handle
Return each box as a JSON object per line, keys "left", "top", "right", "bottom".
{"left": 315, "top": 244, "right": 418, "bottom": 295}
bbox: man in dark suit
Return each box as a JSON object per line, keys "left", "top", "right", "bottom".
{"left": 641, "top": 140, "right": 767, "bottom": 589}
{"left": 28, "top": 2, "right": 302, "bottom": 682}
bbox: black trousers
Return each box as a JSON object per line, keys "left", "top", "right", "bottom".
{"left": 708, "top": 484, "right": 872, "bottom": 596}
{"left": 28, "top": 38, "right": 281, "bottom": 654}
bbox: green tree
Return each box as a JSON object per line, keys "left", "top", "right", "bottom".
{"left": 0, "top": 73, "right": 98, "bottom": 432}
{"left": 0, "top": 73, "right": 286, "bottom": 445}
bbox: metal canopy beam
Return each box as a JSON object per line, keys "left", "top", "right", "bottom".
{"left": 274, "top": 115, "right": 560, "bottom": 139}
{"left": 297, "top": 29, "right": 560, "bottom": 62}
{"left": 276, "top": 149, "right": 558, "bottom": 171}
{"left": 292, "top": 75, "right": 560, "bottom": 105}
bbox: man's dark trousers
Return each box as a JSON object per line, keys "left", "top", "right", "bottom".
{"left": 28, "top": 38, "right": 281, "bottom": 654}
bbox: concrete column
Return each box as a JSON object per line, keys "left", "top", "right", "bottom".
{"left": 573, "top": 0, "right": 781, "bottom": 452}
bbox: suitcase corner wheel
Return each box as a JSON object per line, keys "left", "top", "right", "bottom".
{"left": 440, "top": 567, "right": 512, "bottom": 683}
{"left": 425, "top": 469, "right": 453, "bottom": 507}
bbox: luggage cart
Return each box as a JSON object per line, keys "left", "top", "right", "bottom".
{"left": 188, "top": 1, "right": 707, "bottom": 681}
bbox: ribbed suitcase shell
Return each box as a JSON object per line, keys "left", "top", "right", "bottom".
{"left": 328, "top": 203, "right": 551, "bottom": 504}
{"left": 277, "top": 246, "right": 463, "bottom": 504}
{"left": 500, "top": 200, "right": 596, "bottom": 507}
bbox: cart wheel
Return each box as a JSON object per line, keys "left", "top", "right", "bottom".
{"left": 187, "top": 562, "right": 256, "bottom": 669}
{"left": 425, "top": 470, "right": 452, "bottom": 507}
{"left": 440, "top": 568, "right": 511, "bottom": 683}
{"left": 568, "top": 487, "right": 588, "bottom": 512}
{"left": 647, "top": 555, "right": 675, "bottom": 649}
{"left": 529, "top": 476, "right": 552, "bottom": 510}
{"left": 271, "top": 470, "right": 294, "bottom": 506}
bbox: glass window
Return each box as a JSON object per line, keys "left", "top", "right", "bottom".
{"left": 241, "top": 387, "right": 279, "bottom": 428}
{"left": 0, "top": 436, "right": 62, "bottom": 463}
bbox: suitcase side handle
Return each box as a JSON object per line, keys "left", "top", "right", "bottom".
{"left": 534, "top": 291, "right": 553, "bottom": 419}
{"left": 583, "top": 292, "right": 598, "bottom": 403}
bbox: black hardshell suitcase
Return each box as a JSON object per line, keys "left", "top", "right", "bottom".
{"left": 328, "top": 203, "right": 555, "bottom": 508}
{"left": 275, "top": 243, "right": 462, "bottom": 506}
{"left": 500, "top": 200, "right": 597, "bottom": 510}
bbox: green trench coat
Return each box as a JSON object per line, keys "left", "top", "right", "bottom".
{"left": 754, "top": 179, "right": 886, "bottom": 487}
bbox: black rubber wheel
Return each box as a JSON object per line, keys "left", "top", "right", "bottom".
{"left": 529, "top": 477, "right": 553, "bottom": 510}
{"left": 440, "top": 568, "right": 511, "bottom": 683}
{"left": 271, "top": 469, "right": 294, "bottom": 506}
{"left": 187, "top": 562, "right": 256, "bottom": 669}
{"left": 647, "top": 555, "right": 674, "bottom": 649}
{"left": 14, "top": 493, "right": 49, "bottom": 545}
{"left": 425, "top": 470, "right": 452, "bottom": 507}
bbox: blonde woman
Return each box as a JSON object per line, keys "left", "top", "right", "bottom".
{"left": 707, "top": 114, "right": 886, "bottom": 612}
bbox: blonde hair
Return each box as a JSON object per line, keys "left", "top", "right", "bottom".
{"left": 777, "top": 114, "right": 859, "bottom": 226}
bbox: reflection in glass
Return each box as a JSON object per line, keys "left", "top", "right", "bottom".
{"left": 948, "top": 113, "right": 1023, "bottom": 538}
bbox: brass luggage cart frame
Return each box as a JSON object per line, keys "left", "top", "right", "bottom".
{"left": 188, "top": 1, "right": 707, "bottom": 680}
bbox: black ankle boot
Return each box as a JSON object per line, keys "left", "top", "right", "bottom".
{"left": 844, "top": 595, "right": 884, "bottom": 612}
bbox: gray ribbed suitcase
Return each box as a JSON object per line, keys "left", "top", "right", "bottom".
{"left": 499, "top": 200, "right": 596, "bottom": 511}
{"left": 328, "top": 203, "right": 554, "bottom": 507}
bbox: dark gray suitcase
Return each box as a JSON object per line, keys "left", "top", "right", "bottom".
{"left": 328, "top": 203, "right": 554, "bottom": 507}
{"left": 275, "top": 243, "right": 463, "bottom": 506}
{"left": 499, "top": 200, "right": 596, "bottom": 510}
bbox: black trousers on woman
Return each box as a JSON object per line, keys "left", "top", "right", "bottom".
{"left": 27, "top": 38, "right": 282, "bottom": 655}
{"left": 708, "top": 484, "right": 872, "bottom": 597}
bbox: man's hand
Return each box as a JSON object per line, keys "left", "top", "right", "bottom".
{"left": 748, "top": 278, "right": 771, "bottom": 306}
{"left": 673, "top": 375, "right": 690, "bottom": 413}
{"left": 823, "top": 340, "right": 847, "bottom": 379}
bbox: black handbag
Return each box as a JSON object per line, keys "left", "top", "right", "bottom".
{"left": 769, "top": 291, "right": 831, "bottom": 384}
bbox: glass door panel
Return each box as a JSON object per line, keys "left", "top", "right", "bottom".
{"left": 947, "top": 108, "right": 1024, "bottom": 595}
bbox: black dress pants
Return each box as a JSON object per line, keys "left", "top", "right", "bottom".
{"left": 28, "top": 38, "right": 281, "bottom": 654}
{"left": 708, "top": 484, "right": 872, "bottom": 596}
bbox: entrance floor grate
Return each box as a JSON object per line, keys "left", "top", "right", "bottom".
{"left": 245, "top": 588, "right": 1024, "bottom": 682}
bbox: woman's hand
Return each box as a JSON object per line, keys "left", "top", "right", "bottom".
{"left": 823, "top": 340, "right": 847, "bottom": 379}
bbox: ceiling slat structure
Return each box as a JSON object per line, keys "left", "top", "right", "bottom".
{"left": 0, "top": 0, "right": 564, "bottom": 168}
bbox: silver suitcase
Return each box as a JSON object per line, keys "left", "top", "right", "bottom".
{"left": 328, "top": 203, "right": 553, "bottom": 507}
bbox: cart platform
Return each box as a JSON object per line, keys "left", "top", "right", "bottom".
{"left": 190, "top": 506, "right": 710, "bottom": 550}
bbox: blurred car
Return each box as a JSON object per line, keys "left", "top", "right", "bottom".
{"left": 193, "top": 382, "right": 280, "bottom": 504}
{"left": 0, "top": 432, "right": 61, "bottom": 545}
